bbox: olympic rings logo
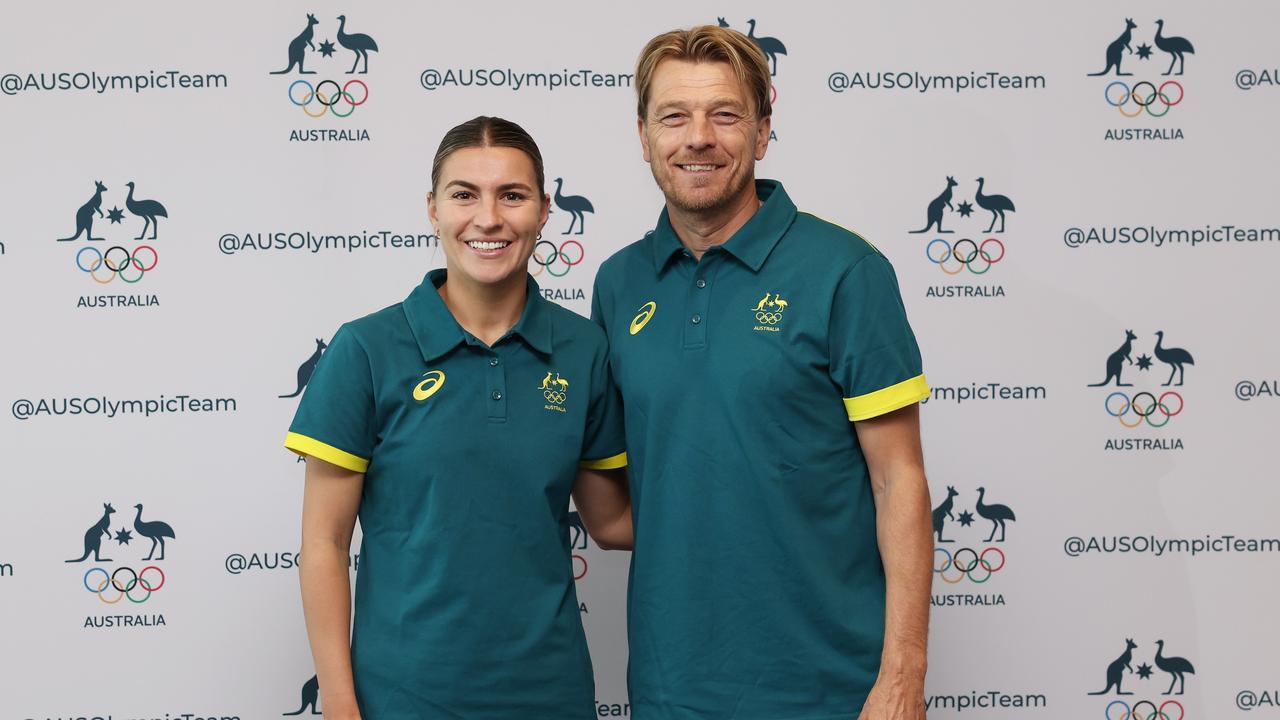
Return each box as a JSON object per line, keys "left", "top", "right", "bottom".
{"left": 530, "top": 239, "right": 584, "bottom": 277}
{"left": 933, "top": 546, "right": 1005, "bottom": 584}
{"left": 83, "top": 565, "right": 166, "bottom": 604}
{"left": 1105, "top": 699, "right": 1185, "bottom": 720}
{"left": 1104, "top": 391, "right": 1184, "bottom": 428}
{"left": 755, "top": 311, "right": 784, "bottom": 324}
{"left": 572, "top": 554, "right": 587, "bottom": 581}
{"left": 288, "top": 79, "right": 369, "bottom": 118}
{"left": 1104, "top": 80, "right": 1184, "bottom": 118}
{"left": 926, "top": 238, "right": 1004, "bottom": 275}
{"left": 75, "top": 245, "right": 158, "bottom": 284}
{"left": 543, "top": 389, "right": 567, "bottom": 405}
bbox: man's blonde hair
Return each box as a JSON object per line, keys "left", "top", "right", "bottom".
{"left": 634, "top": 25, "right": 772, "bottom": 120}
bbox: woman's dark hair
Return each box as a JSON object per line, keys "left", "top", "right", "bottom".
{"left": 430, "top": 116, "right": 546, "bottom": 195}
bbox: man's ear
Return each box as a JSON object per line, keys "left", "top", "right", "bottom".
{"left": 638, "top": 117, "right": 652, "bottom": 163}
{"left": 754, "top": 115, "right": 772, "bottom": 161}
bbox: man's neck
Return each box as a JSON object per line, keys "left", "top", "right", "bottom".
{"left": 438, "top": 273, "right": 527, "bottom": 347}
{"left": 668, "top": 181, "right": 762, "bottom": 260}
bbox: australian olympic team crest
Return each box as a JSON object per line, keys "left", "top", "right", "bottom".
{"left": 1088, "top": 636, "right": 1198, "bottom": 720}
{"left": 749, "top": 291, "right": 789, "bottom": 332}
{"left": 908, "top": 174, "right": 1015, "bottom": 300}
{"left": 55, "top": 178, "right": 168, "bottom": 309}
{"left": 270, "top": 12, "right": 377, "bottom": 143}
{"left": 539, "top": 370, "right": 570, "bottom": 413}
{"left": 65, "top": 500, "right": 177, "bottom": 629}
{"left": 715, "top": 16, "right": 783, "bottom": 143}
{"left": 1087, "top": 327, "right": 1194, "bottom": 451}
{"left": 1087, "top": 17, "right": 1194, "bottom": 141}
{"left": 530, "top": 175, "right": 593, "bottom": 304}
{"left": 931, "top": 485, "right": 1015, "bottom": 608}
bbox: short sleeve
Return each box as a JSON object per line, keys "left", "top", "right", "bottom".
{"left": 284, "top": 325, "right": 376, "bottom": 472}
{"left": 829, "top": 253, "right": 930, "bottom": 422}
{"left": 578, "top": 345, "right": 627, "bottom": 470}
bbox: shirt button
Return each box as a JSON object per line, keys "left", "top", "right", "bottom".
{"left": 696, "top": 279, "right": 706, "bottom": 288}
{"left": 691, "top": 314, "right": 702, "bottom": 325}
{"left": 491, "top": 390, "right": 503, "bottom": 401}
{"left": 489, "top": 358, "right": 499, "bottom": 367}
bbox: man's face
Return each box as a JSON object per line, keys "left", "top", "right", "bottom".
{"left": 639, "top": 59, "right": 771, "bottom": 214}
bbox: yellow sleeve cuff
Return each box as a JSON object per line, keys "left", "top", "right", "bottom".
{"left": 285, "top": 432, "right": 371, "bottom": 473}
{"left": 579, "top": 451, "right": 628, "bottom": 470}
{"left": 843, "top": 374, "right": 930, "bottom": 422}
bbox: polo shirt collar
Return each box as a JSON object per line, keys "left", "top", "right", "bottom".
{"left": 648, "top": 179, "right": 797, "bottom": 274}
{"left": 402, "top": 269, "right": 553, "bottom": 362}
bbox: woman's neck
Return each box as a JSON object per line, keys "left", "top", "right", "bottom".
{"left": 438, "top": 272, "right": 527, "bottom": 346}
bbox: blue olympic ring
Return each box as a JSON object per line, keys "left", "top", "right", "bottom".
{"left": 1104, "top": 80, "right": 1184, "bottom": 118}
{"left": 288, "top": 79, "right": 369, "bottom": 118}
{"left": 1104, "top": 391, "right": 1183, "bottom": 428}
{"left": 1105, "top": 699, "right": 1184, "bottom": 720}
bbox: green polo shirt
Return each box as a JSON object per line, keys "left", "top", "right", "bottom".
{"left": 285, "top": 269, "right": 626, "bottom": 720}
{"left": 591, "top": 180, "right": 928, "bottom": 719}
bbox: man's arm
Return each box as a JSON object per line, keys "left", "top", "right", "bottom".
{"left": 572, "top": 467, "right": 633, "bottom": 550}
{"left": 854, "top": 403, "right": 930, "bottom": 720}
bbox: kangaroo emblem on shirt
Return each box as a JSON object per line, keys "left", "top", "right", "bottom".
{"left": 751, "top": 291, "right": 788, "bottom": 332}
{"left": 541, "top": 371, "right": 569, "bottom": 411}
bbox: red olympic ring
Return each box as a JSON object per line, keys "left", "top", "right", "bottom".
{"left": 572, "top": 554, "right": 588, "bottom": 581}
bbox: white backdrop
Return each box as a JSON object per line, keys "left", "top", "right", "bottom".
{"left": 2, "top": 2, "right": 1279, "bottom": 718}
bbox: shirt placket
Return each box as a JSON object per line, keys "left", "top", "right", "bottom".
{"left": 682, "top": 250, "right": 720, "bottom": 350}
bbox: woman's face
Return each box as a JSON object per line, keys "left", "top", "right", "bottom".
{"left": 428, "top": 146, "right": 548, "bottom": 289}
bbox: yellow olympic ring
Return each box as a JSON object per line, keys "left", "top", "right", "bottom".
{"left": 754, "top": 311, "right": 783, "bottom": 324}
{"left": 413, "top": 370, "right": 446, "bottom": 402}
{"left": 630, "top": 301, "right": 657, "bottom": 335}
{"left": 543, "top": 390, "right": 567, "bottom": 404}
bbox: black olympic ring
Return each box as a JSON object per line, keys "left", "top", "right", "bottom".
{"left": 933, "top": 546, "right": 1005, "bottom": 584}
{"left": 83, "top": 565, "right": 166, "bottom": 604}
{"left": 288, "top": 79, "right": 369, "bottom": 118}
{"left": 531, "top": 239, "right": 584, "bottom": 278}
{"left": 76, "top": 245, "right": 158, "bottom": 284}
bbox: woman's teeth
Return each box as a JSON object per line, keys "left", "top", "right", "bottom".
{"left": 466, "top": 240, "right": 511, "bottom": 251}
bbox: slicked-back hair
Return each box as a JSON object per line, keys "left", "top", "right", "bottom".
{"left": 430, "top": 116, "right": 546, "bottom": 195}
{"left": 634, "top": 25, "right": 772, "bottom": 120}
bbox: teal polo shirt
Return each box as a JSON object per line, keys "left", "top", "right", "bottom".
{"left": 591, "top": 180, "right": 928, "bottom": 719}
{"left": 285, "top": 269, "right": 626, "bottom": 720}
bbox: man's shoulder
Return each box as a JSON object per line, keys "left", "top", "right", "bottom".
{"left": 598, "top": 233, "right": 655, "bottom": 277}
{"left": 787, "top": 211, "right": 885, "bottom": 270}
{"left": 542, "top": 298, "right": 609, "bottom": 351}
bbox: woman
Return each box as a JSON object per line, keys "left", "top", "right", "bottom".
{"left": 285, "top": 116, "right": 632, "bottom": 719}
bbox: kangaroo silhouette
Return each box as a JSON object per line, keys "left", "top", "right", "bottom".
{"left": 1154, "top": 640, "right": 1196, "bottom": 695}
{"left": 270, "top": 14, "right": 319, "bottom": 75}
{"left": 283, "top": 675, "right": 321, "bottom": 715}
{"left": 1153, "top": 331, "right": 1194, "bottom": 387}
{"left": 909, "top": 177, "right": 957, "bottom": 234}
{"left": 133, "top": 504, "right": 176, "bottom": 561}
{"left": 57, "top": 181, "right": 108, "bottom": 242}
{"left": 280, "top": 339, "right": 328, "bottom": 398}
{"left": 124, "top": 182, "right": 168, "bottom": 240}
{"left": 1089, "top": 638, "right": 1137, "bottom": 695}
{"left": 1088, "top": 330, "right": 1137, "bottom": 387}
{"left": 752, "top": 293, "right": 772, "bottom": 311}
{"left": 931, "top": 486, "right": 959, "bottom": 543}
{"left": 567, "top": 510, "right": 587, "bottom": 550}
{"left": 1088, "top": 19, "right": 1137, "bottom": 77}
{"left": 539, "top": 371, "right": 554, "bottom": 390}
{"left": 67, "top": 503, "right": 115, "bottom": 563}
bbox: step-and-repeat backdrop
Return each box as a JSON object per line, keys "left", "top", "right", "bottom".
{"left": 2, "top": 2, "right": 1278, "bottom": 718}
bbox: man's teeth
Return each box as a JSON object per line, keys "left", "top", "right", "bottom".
{"left": 681, "top": 164, "right": 717, "bottom": 171}
{"left": 467, "top": 240, "right": 510, "bottom": 251}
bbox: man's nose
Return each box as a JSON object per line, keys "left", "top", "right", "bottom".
{"left": 685, "top": 113, "right": 716, "bottom": 149}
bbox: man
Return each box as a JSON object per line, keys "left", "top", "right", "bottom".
{"left": 590, "top": 25, "right": 932, "bottom": 719}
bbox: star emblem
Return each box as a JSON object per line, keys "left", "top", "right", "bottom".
{"left": 956, "top": 201, "right": 974, "bottom": 218}
{"left": 1136, "top": 662, "right": 1153, "bottom": 679}
{"left": 114, "top": 528, "right": 134, "bottom": 545}
{"left": 957, "top": 510, "right": 975, "bottom": 527}
{"left": 106, "top": 207, "right": 125, "bottom": 224}
{"left": 1136, "top": 43, "right": 1153, "bottom": 61}
{"left": 318, "top": 40, "right": 336, "bottom": 58}
{"left": 1136, "top": 354, "right": 1153, "bottom": 371}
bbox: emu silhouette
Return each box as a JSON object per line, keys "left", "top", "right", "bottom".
{"left": 1153, "top": 331, "right": 1194, "bottom": 386}
{"left": 974, "top": 178, "right": 1016, "bottom": 233}
{"left": 747, "top": 19, "right": 787, "bottom": 77}
{"left": 336, "top": 15, "right": 378, "bottom": 74}
{"left": 270, "top": 14, "right": 319, "bottom": 75}
{"left": 133, "top": 504, "right": 176, "bottom": 561}
{"left": 975, "top": 487, "right": 1016, "bottom": 542}
{"left": 553, "top": 178, "right": 594, "bottom": 235}
{"left": 1154, "top": 640, "right": 1195, "bottom": 695}
{"left": 124, "top": 182, "right": 168, "bottom": 240}
{"left": 931, "top": 486, "right": 959, "bottom": 543}
{"left": 1088, "top": 18, "right": 1137, "bottom": 77}
{"left": 1154, "top": 20, "right": 1195, "bottom": 76}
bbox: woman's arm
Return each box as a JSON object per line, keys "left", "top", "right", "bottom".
{"left": 571, "top": 467, "right": 633, "bottom": 550}
{"left": 299, "top": 456, "right": 365, "bottom": 720}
